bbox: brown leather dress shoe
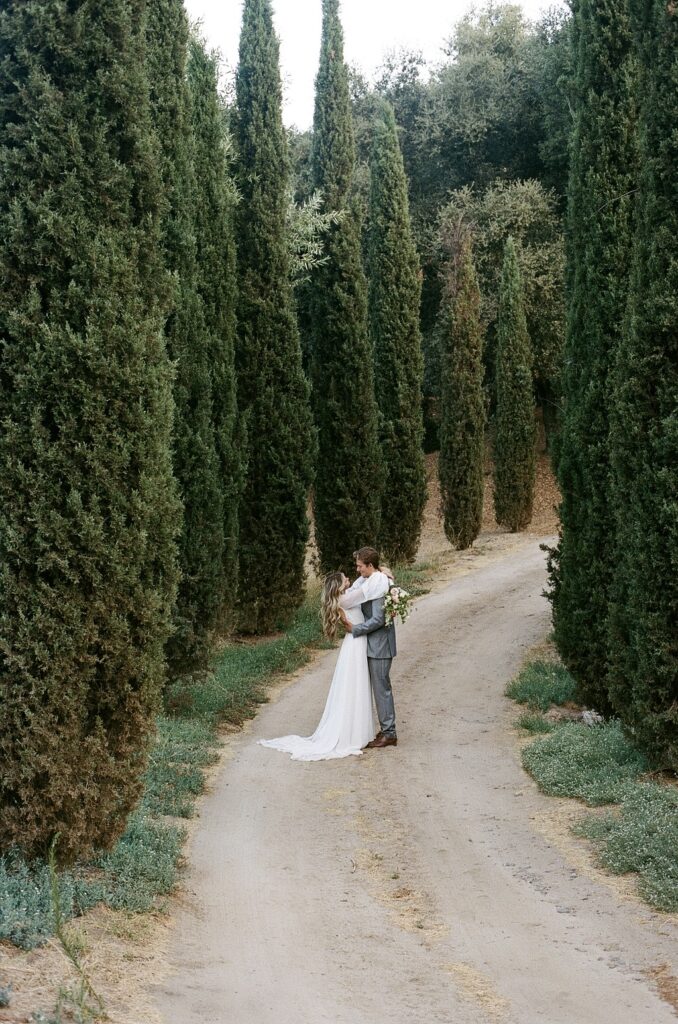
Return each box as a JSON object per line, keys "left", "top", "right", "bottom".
{"left": 365, "top": 734, "right": 397, "bottom": 749}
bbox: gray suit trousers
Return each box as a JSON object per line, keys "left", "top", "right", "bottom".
{"left": 368, "top": 657, "right": 396, "bottom": 737}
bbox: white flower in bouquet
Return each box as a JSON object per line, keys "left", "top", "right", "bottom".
{"left": 383, "top": 584, "right": 412, "bottom": 627}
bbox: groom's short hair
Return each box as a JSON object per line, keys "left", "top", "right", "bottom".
{"left": 354, "top": 546, "right": 380, "bottom": 568}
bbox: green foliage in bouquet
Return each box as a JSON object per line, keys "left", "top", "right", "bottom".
{"left": 368, "top": 102, "right": 426, "bottom": 564}
{"left": 0, "top": 0, "right": 180, "bottom": 862}
{"left": 493, "top": 237, "right": 536, "bottom": 532}
{"left": 233, "top": 0, "right": 315, "bottom": 632}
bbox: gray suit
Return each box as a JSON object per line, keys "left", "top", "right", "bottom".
{"left": 352, "top": 592, "right": 397, "bottom": 737}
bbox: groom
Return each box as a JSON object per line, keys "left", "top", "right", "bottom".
{"left": 343, "top": 546, "right": 397, "bottom": 749}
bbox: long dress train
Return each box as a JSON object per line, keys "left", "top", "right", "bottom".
{"left": 258, "top": 588, "right": 378, "bottom": 761}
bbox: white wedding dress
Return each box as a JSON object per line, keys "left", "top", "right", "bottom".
{"left": 258, "top": 573, "right": 389, "bottom": 761}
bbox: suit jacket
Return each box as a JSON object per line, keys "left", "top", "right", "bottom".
{"left": 348, "top": 572, "right": 397, "bottom": 660}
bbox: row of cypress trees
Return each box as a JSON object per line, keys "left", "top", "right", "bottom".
{"left": 269, "top": 0, "right": 540, "bottom": 582}
{"left": 438, "top": 232, "right": 537, "bottom": 550}
{"left": 304, "top": 0, "right": 428, "bottom": 576}
{"left": 0, "top": 0, "right": 429, "bottom": 859}
{"left": 309, "top": 1, "right": 428, "bottom": 575}
{"left": 235, "top": 0, "right": 428, "bottom": 592}
{"left": 551, "top": 0, "right": 677, "bottom": 767}
{"left": 149, "top": 0, "right": 241, "bottom": 671}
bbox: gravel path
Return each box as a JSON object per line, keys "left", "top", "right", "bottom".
{"left": 153, "top": 538, "right": 677, "bottom": 1024}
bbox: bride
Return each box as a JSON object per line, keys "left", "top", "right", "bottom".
{"left": 258, "top": 568, "right": 390, "bottom": 760}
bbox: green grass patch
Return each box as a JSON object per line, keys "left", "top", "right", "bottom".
{"left": 140, "top": 717, "right": 221, "bottom": 818}
{"left": 521, "top": 720, "right": 647, "bottom": 805}
{"left": 574, "top": 783, "right": 678, "bottom": 911}
{"left": 505, "top": 660, "right": 577, "bottom": 711}
{"left": 95, "top": 812, "right": 186, "bottom": 913}
{"left": 0, "top": 855, "right": 96, "bottom": 951}
{"left": 512, "top": 655, "right": 675, "bottom": 913}
{"left": 166, "top": 591, "right": 326, "bottom": 725}
{"left": 0, "top": 811, "right": 186, "bottom": 950}
{"left": 510, "top": 656, "right": 678, "bottom": 914}
{"left": 516, "top": 712, "right": 557, "bottom": 734}
{"left": 392, "top": 560, "right": 435, "bottom": 597}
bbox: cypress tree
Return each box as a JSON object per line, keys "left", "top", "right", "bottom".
{"left": 550, "top": 0, "right": 637, "bottom": 712}
{"left": 493, "top": 237, "right": 536, "bottom": 532}
{"left": 438, "top": 235, "right": 485, "bottom": 550}
{"left": 607, "top": 0, "right": 677, "bottom": 765}
{"left": 187, "top": 36, "right": 242, "bottom": 629}
{"left": 234, "top": 0, "right": 315, "bottom": 633}
{"left": 0, "top": 0, "right": 180, "bottom": 862}
{"left": 146, "top": 0, "right": 225, "bottom": 668}
{"left": 368, "top": 102, "right": 426, "bottom": 563}
{"left": 310, "top": 0, "right": 383, "bottom": 575}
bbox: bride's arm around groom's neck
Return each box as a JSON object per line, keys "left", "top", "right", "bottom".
{"left": 361, "top": 571, "right": 389, "bottom": 601}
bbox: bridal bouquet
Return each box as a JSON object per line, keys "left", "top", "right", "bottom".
{"left": 384, "top": 584, "right": 412, "bottom": 627}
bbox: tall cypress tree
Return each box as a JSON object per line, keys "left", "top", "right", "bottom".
{"left": 146, "top": 0, "right": 225, "bottom": 668}
{"left": 234, "top": 0, "right": 315, "bottom": 633}
{"left": 607, "top": 0, "right": 677, "bottom": 765}
{"left": 0, "top": 0, "right": 180, "bottom": 862}
{"left": 187, "top": 36, "right": 242, "bottom": 630}
{"left": 493, "top": 237, "right": 536, "bottom": 532}
{"left": 438, "top": 234, "right": 485, "bottom": 550}
{"left": 551, "top": 0, "right": 637, "bottom": 712}
{"left": 368, "top": 102, "right": 426, "bottom": 563}
{"left": 310, "top": 0, "right": 383, "bottom": 575}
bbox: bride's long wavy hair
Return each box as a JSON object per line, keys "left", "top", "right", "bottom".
{"left": 321, "top": 572, "right": 345, "bottom": 642}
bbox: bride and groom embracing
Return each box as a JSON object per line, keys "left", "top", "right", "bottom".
{"left": 259, "top": 547, "right": 398, "bottom": 761}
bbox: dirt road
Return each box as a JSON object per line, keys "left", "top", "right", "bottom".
{"left": 153, "top": 538, "right": 677, "bottom": 1024}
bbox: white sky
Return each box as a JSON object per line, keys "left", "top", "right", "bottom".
{"left": 183, "top": 0, "right": 561, "bottom": 130}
